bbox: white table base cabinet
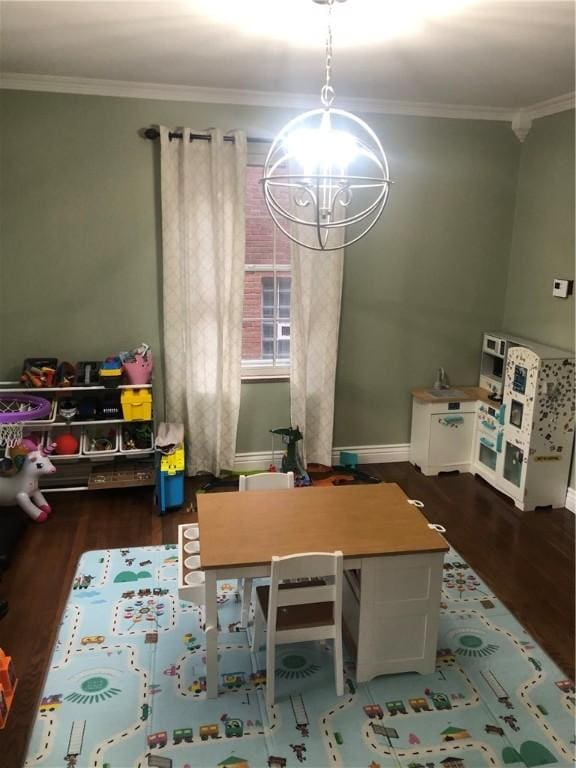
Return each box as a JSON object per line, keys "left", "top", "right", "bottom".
{"left": 342, "top": 552, "right": 445, "bottom": 681}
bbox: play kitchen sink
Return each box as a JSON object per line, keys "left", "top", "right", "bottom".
{"left": 427, "top": 388, "right": 467, "bottom": 398}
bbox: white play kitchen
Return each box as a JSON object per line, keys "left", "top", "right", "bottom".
{"left": 410, "top": 332, "right": 575, "bottom": 511}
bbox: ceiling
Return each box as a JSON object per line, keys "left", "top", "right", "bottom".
{"left": 1, "top": 0, "right": 574, "bottom": 113}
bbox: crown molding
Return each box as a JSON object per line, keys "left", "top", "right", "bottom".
{"left": 526, "top": 91, "right": 575, "bottom": 120}
{"left": 2, "top": 73, "right": 573, "bottom": 131}
{"left": 510, "top": 92, "right": 575, "bottom": 142}
{"left": 0, "top": 72, "right": 516, "bottom": 122}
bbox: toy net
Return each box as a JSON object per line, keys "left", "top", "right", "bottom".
{"left": 0, "top": 394, "right": 51, "bottom": 448}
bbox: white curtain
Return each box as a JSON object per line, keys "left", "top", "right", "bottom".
{"left": 290, "top": 241, "right": 344, "bottom": 467}
{"left": 159, "top": 127, "right": 247, "bottom": 476}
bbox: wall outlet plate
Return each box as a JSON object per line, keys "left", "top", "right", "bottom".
{"left": 552, "top": 278, "right": 573, "bottom": 298}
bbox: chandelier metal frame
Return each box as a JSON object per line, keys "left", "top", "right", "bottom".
{"left": 261, "top": 0, "right": 392, "bottom": 252}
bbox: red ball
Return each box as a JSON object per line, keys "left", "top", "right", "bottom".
{"left": 54, "top": 433, "right": 79, "bottom": 456}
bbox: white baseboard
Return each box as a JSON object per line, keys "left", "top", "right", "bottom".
{"left": 232, "top": 450, "right": 275, "bottom": 471}
{"left": 233, "top": 443, "right": 410, "bottom": 471}
{"left": 233, "top": 446, "right": 575, "bottom": 513}
{"left": 330, "top": 443, "right": 411, "bottom": 465}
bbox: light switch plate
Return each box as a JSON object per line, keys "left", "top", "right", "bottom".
{"left": 552, "top": 278, "right": 573, "bottom": 298}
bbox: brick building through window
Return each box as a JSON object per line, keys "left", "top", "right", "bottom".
{"left": 242, "top": 164, "right": 291, "bottom": 374}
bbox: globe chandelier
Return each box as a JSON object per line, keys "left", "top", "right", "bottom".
{"left": 262, "top": 0, "right": 392, "bottom": 252}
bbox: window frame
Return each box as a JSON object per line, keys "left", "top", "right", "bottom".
{"left": 241, "top": 263, "right": 292, "bottom": 381}
{"left": 241, "top": 155, "right": 291, "bottom": 382}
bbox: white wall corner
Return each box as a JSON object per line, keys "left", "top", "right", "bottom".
{"left": 566, "top": 487, "right": 576, "bottom": 514}
{"left": 511, "top": 110, "right": 533, "bottom": 142}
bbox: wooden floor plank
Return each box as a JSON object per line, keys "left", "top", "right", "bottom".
{"left": 0, "top": 465, "right": 573, "bottom": 766}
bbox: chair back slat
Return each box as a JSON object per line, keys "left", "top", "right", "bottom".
{"left": 276, "top": 584, "right": 334, "bottom": 607}
{"left": 272, "top": 552, "right": 339, "bottom": 581}
{"left": 269, "top": 551, "right": 343, "bottom": 620}
{"left": 239, "top": 471, "right": 294, "bottom": 492}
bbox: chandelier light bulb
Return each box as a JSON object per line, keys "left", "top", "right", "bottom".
{"left": 283, "top": 113, "right": 359, "bottom": 178}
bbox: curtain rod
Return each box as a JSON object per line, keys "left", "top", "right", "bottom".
{"left": 143, "top": 127, "right": 270, "bottom": 144}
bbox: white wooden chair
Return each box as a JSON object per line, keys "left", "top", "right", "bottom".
{"left": 238, "top": 471, "right": 294, "bottom": 626}
{"left": 238, "top": 471, "right": 295, "bottom": 492}
{"left": 251, "top": 550, "right": 344, "bottom": 708}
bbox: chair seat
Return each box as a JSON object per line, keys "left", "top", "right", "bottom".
{"left": 256, "top": 584, "right": 334, "bottom": 631}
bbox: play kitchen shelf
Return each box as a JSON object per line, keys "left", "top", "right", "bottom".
{"left": 0, "top": 382, "right": 155, "bottom": 492}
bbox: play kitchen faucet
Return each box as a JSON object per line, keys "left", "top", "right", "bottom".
{"left": 433, "top": 367, "right": 451, "bottom": 390}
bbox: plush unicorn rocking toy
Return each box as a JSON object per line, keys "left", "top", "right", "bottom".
{"left": 0, "top": 449, "right": 56, "bottom": 522}
{"left": 0, "top": 393, "right": 56, "bottom": 522}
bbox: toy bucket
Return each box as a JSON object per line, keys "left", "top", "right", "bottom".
{"left": 123, "top": 353, "right": 153, "bottom": 385}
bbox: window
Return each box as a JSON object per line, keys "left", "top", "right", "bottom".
{"left": 262, "top": 276, "right": 291, "bottom": 360}
{"left": 242, "top": 164, "right": 291, "bottom": 378}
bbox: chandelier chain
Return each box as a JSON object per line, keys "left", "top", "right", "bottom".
{"left": 321, "top": 0, "right": 335, "bottom": 107}
{"left": 262, "top": 0, "right": 391, "bottom": 251}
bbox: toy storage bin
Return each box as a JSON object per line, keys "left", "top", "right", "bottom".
{"left": 121, "top": 389, "right": 152, "bottom": 421}
{"left": 123, "top": 353, "right": 153, "bottom": 385}
{"left": 156, "top": 470, "right": 184, "bottom": 513}
{"left": 82, "top": 425, "right": 118, "bottom": 456}
{"left": 75, "top": 361, "right": 101, "bottom": 387}
{"left": 18, "top": 427, "right": 48, "bottom": 453}
{"left": 20, "top": 358, "right": 58, "bottom": 388}
{"left": 99, "top": 356, "right": 123, "bottom": 388}
{"left": 25, "top": 398, "right": 57, "bottom": 426}
{"left": 99, "top": 370, "right": 123, "bottom": 388}
{"left": 120, "top": 423, "right": 154, "bottom": 454}
{"left": 48, "top": 425, "right": 83, "bottom": 458}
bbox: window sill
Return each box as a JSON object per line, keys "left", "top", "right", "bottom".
{"left": 241, "top": 371, "right": 290, "bottom": 383}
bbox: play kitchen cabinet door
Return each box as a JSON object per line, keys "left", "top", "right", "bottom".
{"left": 410, "top": 398, "right": 476, "bottom": 475}
{"left": 428, "top": 412, "right": 474, "bottom": 465}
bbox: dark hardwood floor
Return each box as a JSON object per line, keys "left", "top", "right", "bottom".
{"left": 0, "top": 463, "right": 573, "bottom": 766}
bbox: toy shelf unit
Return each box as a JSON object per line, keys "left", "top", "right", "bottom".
{"left": 474, "top": 345, "right": 575, "bottom": 511}
{"left": 0, "top": 383, "right": 155, "bottom": 492}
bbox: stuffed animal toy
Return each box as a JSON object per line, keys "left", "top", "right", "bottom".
{"left": 0, "top": 450, "right": 56, "bottom": 522}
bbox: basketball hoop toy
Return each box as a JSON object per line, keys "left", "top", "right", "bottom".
{"left": 0, "top": 394, "right": 52, "bottom": 449}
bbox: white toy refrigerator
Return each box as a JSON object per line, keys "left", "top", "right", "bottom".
{"left": 498, "top": 345, "right": 575, "bottom": 510}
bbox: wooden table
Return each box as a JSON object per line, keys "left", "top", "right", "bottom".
{"left": 197, "top": 482, "right": 449, "bottom": 698}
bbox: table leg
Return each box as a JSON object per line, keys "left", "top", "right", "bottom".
{"left": 204, "top": 570, "right": 219, "bottom": 698}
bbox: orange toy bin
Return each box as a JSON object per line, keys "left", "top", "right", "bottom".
{"left": 0, "top": 649, "right": 17, "bottom": 728}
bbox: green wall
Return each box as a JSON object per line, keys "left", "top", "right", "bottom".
{"left": 0, "top": 90, "right": 522, "bottom": 452}
{"left": 503, "top": 110, "right": 575, "bottom": 351}
{"left": 334, "top": 115, "right": 520, "bottom": 445}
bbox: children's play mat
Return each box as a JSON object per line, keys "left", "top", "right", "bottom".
{"left": 25, "top": 545, "right": 575, "bottom": 768}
